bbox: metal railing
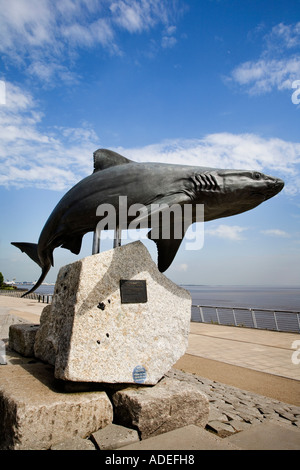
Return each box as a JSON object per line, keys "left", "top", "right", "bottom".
{"left": 0, "top": 290, "right": 53, "bottom": 304}
{"left": 192, "top": 304, "right": 300, "bottom": 333}
{"left": 1, "top": 290, "right": 299, "bottom": 333}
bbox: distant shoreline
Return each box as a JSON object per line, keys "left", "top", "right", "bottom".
{"left": 1, "top": 284, "right": 299, "bottom": 311}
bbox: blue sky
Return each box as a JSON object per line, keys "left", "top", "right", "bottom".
{"left": 0, "top": 0, "right": 299, "bottom": 286}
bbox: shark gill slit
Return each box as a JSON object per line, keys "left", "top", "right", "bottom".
{"left": 194, "top": 173, "right": 219, "bottom": 191}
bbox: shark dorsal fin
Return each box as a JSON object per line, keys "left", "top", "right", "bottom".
{"left": 93, "top": 149, "right": 133, "bottom": 172}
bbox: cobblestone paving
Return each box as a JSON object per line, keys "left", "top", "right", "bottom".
{"left": 166, "top": 369, "right": 300, "bottom": 437}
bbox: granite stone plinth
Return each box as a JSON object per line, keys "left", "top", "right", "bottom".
{"left": 34, "top": 241, "right": 191, "bottom": 384}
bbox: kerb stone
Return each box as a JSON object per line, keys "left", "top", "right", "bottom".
{"left": 9, "top": 323, "right": 39, "bottom": 357}
{"left": 110, "top": 376, "right": 210, "bottom": 439}
{"left": 34, "top": 241, "right": 191, "bottom": 385}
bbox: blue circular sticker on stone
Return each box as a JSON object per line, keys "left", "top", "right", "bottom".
{"left": 133, "top": 365, "right": 147, "bottom": 384}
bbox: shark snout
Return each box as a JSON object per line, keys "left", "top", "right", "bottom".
{"left": 275, "top": 178, "right": 285, "bottom": 191}
{"left": 271, "top": 177, "right": 284, "bottom": 194}
{"left": 264, "top": 177, "right": 284, "bottom": 199}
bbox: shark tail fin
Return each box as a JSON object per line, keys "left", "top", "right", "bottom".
{"left": 11, "top": 242, "right": 42, "bottom": 268}
{"left": 11, "top": 242, "right": 51, "bottom": 297}
{"left": 20, "top": 265, "right": 51, "bottom": 297}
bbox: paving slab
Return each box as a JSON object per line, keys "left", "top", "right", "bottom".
{"left": 187, "top": 323, "right": 300, "bottom": 381}
{"left": 50, "top": 436, "right": 96, "bottom": 450}
{"left": 225, "top": 421, "right": 300, "bottom": 450}
{"left": 117, "top": 424, "right": 241, "bottom": 450}
{"left": 206, "top": 420, "right": 236, "bottom": 437}
{"left": 91, "top": 423, "right": 140, "bottom": 450}
{"left": 0, "top": 295, "right": 44, "bottom": 322}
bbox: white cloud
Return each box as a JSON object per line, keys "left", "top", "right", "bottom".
{"left": 161, "top": 24, "right": 177, "bottom": 48}
{"left": 0, "top": 0, "right": 179, "bottom": 83}
{"left": 0, "top": 0, "right": 54, "bottom": 51}
{"left": 228, "top": 22, "right": 300, "bottom": 94}
{"left": 0, "top": 82, "right": 99, "bottom": 190}
{"left": 230, "top": 57, "right": 300, "bottom": 94}
{"left": 261, "top": 229, "right": 290, "bottom": 238}
{"left": 1, "top": 81, "right": 300, "bottom": 193}
{"left": 265, "top": 22, "right": 300, "bottom": 52}
{"left": 161, "top": 35, "right": 177, "bottom": 49}
{"left": 62, "top": 17, "right": 115, "bottom": 49}
{"left": 119, "top": 133, "right": 300, "bottom": 194}
{"left": 110, "top": 1, "right": 149, "bottom": 33}
{"left": 109, "top": 0, "right": 175, "bottom": 33}
{"left": 0, "top": 80, "right": 6, "bottom": 105}
{"left": 205, "top": 225, "right": 248, "bottom": 240}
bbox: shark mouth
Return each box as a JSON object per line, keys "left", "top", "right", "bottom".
{"left": 264, "top": 179, "right": 285, "bottom": 199}
{"left": 251, "top": 179, "right": 284, "bottom": 201}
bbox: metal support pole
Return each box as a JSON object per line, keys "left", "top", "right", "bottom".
{"left": 199, "top": 306, "right": 205, "bottom": 323}
{"left": 273, "top": 311, "right": 279, "bottom": 331}
{"left": 232, "top": 308, "right": 237, "bottom": 326}
{"left": 216, "top": 307, "right": 220, "bottom": 325}
{"left": 297, "top": 313, "right": 300, "bottom": 334}
{"left": 92, "top": 229, "right": 101, "bottom": 254}
{"left": 251, "top": 309, "right": 258, "bottom": 329}
{"left": 113, "top": 226, "right": 122, "bottom": 248}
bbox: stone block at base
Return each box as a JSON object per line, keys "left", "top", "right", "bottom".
{"left": 110, "top": 376, "right": 210, "bottom": 440}
{"left": 0, "top": 363, "right": 113, "bottom": 450}
{"left": 34, "top": 241, "right": 192, "bottom": 385}
{"left": 9, "top": 323, "right": 39, "bottom": 357}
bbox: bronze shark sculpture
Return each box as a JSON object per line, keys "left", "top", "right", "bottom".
{"left": 12, "top": 148, "right": 284, "bottom": 296}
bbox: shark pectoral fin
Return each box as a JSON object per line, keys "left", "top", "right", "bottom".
{"left": 11, "top": 242, "right": 42, "bottom": 268}
{"left": 61, "top": 235, "right": 83, "bottom": 255}
{"left": 147, "top": 226, "right": 185, "bottom": 273}
{"left": 148, "top": 233, "right": 184, "bottom": 273}
{"left": 93, "top": 149, "right": 134, "bottom": 172}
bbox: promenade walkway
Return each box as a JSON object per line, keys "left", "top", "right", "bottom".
{"left": 174, "top": 321, "right": 300, "bottom": 406}
{"left": 188, "top": 322, "right": 300, "bottom": 380}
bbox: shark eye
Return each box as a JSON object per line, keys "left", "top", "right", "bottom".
{"left": 253, "top": 172, "right": 261, "bottom": 180}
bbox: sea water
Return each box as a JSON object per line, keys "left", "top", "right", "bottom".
{"left": 18, "top": 283, "right": 300, "bottom": 312}
{"left": 184, "top": 285, "right": 300, "bottom": 312}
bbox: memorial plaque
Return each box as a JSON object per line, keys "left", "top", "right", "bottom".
{"left": 120, "top": 280, "right": 147, "bottom": 304}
